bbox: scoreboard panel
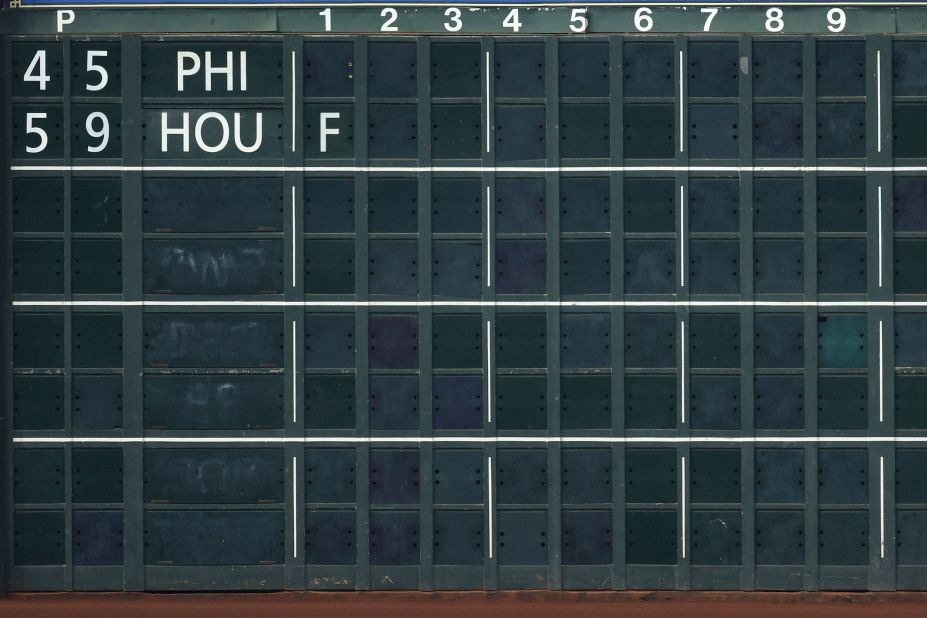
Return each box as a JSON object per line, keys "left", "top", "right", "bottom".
{"left": 5, "top": 1, "right": 927, "bottom": 594}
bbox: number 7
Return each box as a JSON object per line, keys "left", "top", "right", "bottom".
{"left": 700, "top": 7, "right": 719, "bottom": 31}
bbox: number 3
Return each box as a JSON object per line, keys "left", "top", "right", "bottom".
{"left": 444, "top": 7, "right": 462, "bottom": 32}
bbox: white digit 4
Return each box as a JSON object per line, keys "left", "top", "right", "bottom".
{"left": 827, "top": 8, "right": 846, "bottom": 33}
{"left": 444, "top": 7, "right": 463, "bottom": 32}
{"left": 24, "top": 49, "right": 50, "bottom": 91}
{"left": 635, "top": 7, "right": 654, "bottom": 32}
{"left": 503, "top": 8, "right": 522, "bottom": 32}
{"left": 86, "top": 50, "right": 109, "bottom": 92}
{"left": 380, "top": 7, "right": 398, "bottom": 32}
{"left": 25, "top": 112, "right": 48, "bottom": 153}
{"left": 700, "top": 7, "right": 719, "bottom": 32}
{"left": 765, "top": 7, "right": 784, "bottom": 32}
{"left": 570, "top": 8, "right": 588, "bottom": 33}
{"left": 85, "top": 111, "right": 110, "bottom": 153}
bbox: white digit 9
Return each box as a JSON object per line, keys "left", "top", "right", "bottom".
{"left": 85, "top": 111, "right": 110, "bottom": 153}
{"left": 827, "top": 8, "right": 846, "bottom": 32}
{"left": 86, "top": 50, "right": 109, "bottom": 92}
{"left": 25, "top": 112, "right": 49, "bottom": 153}
{"left": 635, "top": 7, "right": 654, "bottom": 32}
{"left": 444, "top": 7, "right": 463, "bottom": 32}
{"left": 765, "top": 7, "right": 784, "bottom": 32}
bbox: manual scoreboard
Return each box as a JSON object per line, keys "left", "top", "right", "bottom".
{"left": 4, "top": 0, "right": 927, "bottom": 594}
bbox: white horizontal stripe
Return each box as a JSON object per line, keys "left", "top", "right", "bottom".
{"left": 13, "top": 300, "right": 927, "bottom": 308}
{"left": 13, "top": 436, "right": 927, "bottom": 444}
{"left": 11, "top": 164, "right": 927, "bottom": 173}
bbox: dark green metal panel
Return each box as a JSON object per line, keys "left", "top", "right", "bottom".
{"left": 3, "top": 20, "right": 927, "bottom": 593}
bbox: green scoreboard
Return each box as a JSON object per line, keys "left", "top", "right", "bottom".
{"left": 5, "top": 0, "right": 927, "bottom": 594}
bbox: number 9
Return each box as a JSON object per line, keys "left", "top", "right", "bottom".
{"left": 85, "top": 111, "right": 110, "bottom": 153}
{"left": 827, "top": 8, "right": 846, "bottom": 33}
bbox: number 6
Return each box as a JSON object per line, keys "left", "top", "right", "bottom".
{"left": 635, "top": 7, "right": 653, "bottom": 32}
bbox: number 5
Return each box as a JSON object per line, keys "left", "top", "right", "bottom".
{"left": 86, "top": 50, "right": 109, "bottom": 92}
{"left": 25, "top": 112, "right": 49, "bottom": 154}
{"left": 570, "top": 8, "right": 588, "bottom": 33}
{"left": 700, "top": 7, "right": 719, "bottom": 31}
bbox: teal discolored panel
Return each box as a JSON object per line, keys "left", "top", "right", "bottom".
{"left": 817, "top": 314, "right": 866, "bottom": 369}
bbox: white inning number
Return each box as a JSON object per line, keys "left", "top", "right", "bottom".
{"left": 765, "top": 7, "right": 784, "bottom": 32}
{"left": 319, "top": 8, "right": 332, "bottom": 32}
{"left": 25, "top": 112, "right": 48, "bottom": 153}
{"left": 24, "top": 49, "right": 50, "bottom": 91}
{"left": 86, "top": 50, "right": 109, "bottom": 92}
{"left": 827, "top": 8, "right": 846, "bottom": 32}
{"left": 380, "top": 7, "right": 398, "bottom": 32}
{"left": 569, "top": 8, "right": 588, "bottom": 33}
{"left": 700, "top": 7, "right": 719, "bottom": 32}
{"left": 503, "top": 8, "right": 522, "bottom": 32}
{"left": 634, "top": 7, "right": 654, "bottom": 32}
{"left": 85, "top": 111, "right": 110, "bottom": 153}
{"left": 444, "top": 7, "right": 463, "bottom": 32}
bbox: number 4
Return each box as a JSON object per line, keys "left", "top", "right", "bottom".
{"left": 700, "top": 7, "right": 719, "bottom": 32}
{"left": 503, "top": 8, "right": 522, "bottom": 32}
{"left": 24, "top": 50, "right": 50, "bottom": 91}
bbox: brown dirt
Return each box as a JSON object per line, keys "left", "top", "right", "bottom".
{"left": 3, "top": 591, "right": 927, "bottom": 618}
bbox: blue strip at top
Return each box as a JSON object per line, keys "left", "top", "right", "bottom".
{"left": 18, "top": 0, "right": 927, "bottom": 5}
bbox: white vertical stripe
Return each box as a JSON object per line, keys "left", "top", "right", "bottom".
{"left": 679, "top": 50, "right": 684, "bottom": 153}
{"left": 681, "top": 455, "right": 687, "bottom": 559}
{"left": 293, "top": 456, "right": 298, "bottom": 558}
{"left": 878, "top": 185, "right": 884, "bottom": 288}
{"left": 291, "top": 185, "right": 297, "bottom": 288}
{"left": 680, "top": 320, "right": 686, "bottom": 425}
{"left": 486, "top": 184, "right": 492, "bottom": 288}
{"left": 877, "top": 50, "right": 882, "bottom": 154}
{"left": 487, "top": 320, "right": 493, "bottom": 424}
{"left": 292, "top": 320, "right": 298, "bottom": 424}
{"left": 291, "top": 50, "right": 297, "bottom": 153}
{"left": 488, "top": 455, "right": 494, "bottom": 559}
{"left": 880, "top": 455, "right": 886, "bottom": 559}
{"left": 485, "top": 51, "right": 491, "bottom": 154}
{"left": 679, "top": 184, "right": 685, "bottom": 288}
{"left": 879, "top": 320, "right": 884, "bottom": 424}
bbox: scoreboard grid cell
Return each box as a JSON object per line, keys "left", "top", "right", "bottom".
{"left": 7, "top": 31, "right": 927, "bottom": 593}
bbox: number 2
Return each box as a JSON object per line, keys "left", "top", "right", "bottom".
{"left": 380, "top": 7, "right": 398, "bottom": 32}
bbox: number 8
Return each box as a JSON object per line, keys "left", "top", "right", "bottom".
{"left": 765, "top": 7, "right": 784, "bottom": 32}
